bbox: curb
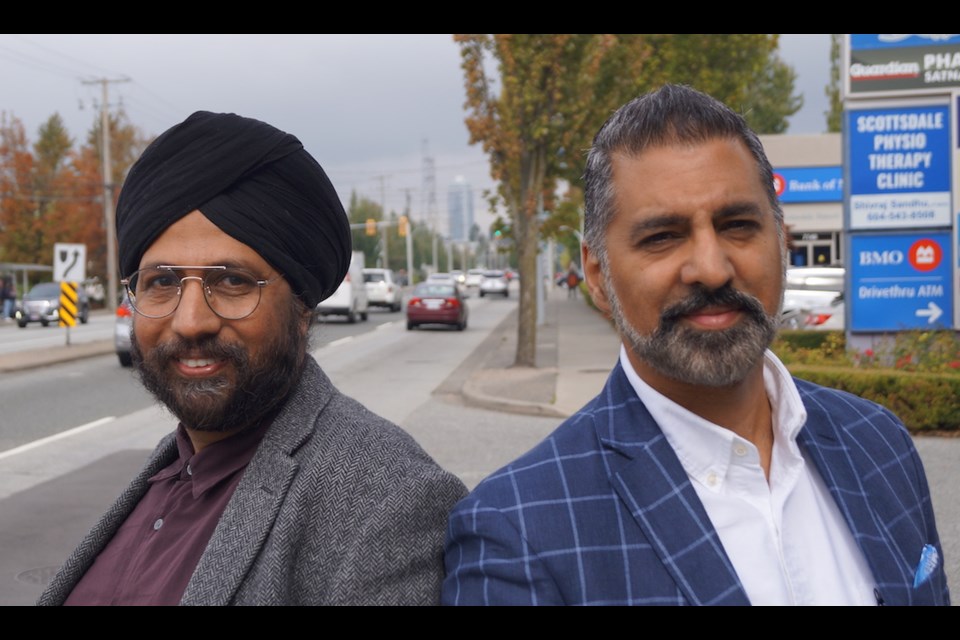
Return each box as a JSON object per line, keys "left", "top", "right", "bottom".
{"left": 461, "top": 368, "right": 569, "bottom": 419}
{"left": 0, "top": 339, "right": 115, "bottom": 373}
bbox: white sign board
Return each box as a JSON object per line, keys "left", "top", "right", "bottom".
{"left": 53, "top": 243, "right": 86, "bottom": 282}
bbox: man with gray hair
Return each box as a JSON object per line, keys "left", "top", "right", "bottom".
{"left": 442, "top": 84, "right": 948, "bottom": 606}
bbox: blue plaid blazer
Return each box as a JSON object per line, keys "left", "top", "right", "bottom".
{"left": 443, "top": 363, "right": 950, "bottom": 606}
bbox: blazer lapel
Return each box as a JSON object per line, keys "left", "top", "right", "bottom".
{"left": 180, "top": 446, "right": 300, "bottom": 605}
{"left": 796, "top": 396, "right": 913, "bottom": 605}
{"left": 597, "top": 365, "right": 750, "bottom": 606}
{"left": 180, "top": 358, "right": 331, "bottom": 606}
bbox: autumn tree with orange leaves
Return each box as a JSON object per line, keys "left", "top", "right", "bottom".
{"left": 455, "top": 34, "right": 797, "bottom": 368}
{"left": 0, "top": 110, "right": 147, "bottom": 299}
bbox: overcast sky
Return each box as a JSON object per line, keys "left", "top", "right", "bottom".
{"left": 1, "top": 34, "right": 832, "bottom": 234}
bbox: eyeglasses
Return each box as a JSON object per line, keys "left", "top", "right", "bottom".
{"left": 122, "top": 265, "right": 283, "bottom": 320}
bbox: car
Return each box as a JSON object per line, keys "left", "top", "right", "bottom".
{"left": 804, "top": 296, "right": 845, "bottom": 331}
{"left": 479, "top": 270, "right": 509, "bottom": 297}
{"left": 16, "top": 281, "right": 90, "bottom": 328}
{"left": 780, "top": 266, "right": 845, "bottom": 330}
{"left": 406, "top": 282, "right": 468, "bottom": 331}
{"left": 363, "top": 268, "right": 402, "bottom": 312}
{"left": 427, "top": 272, "right": 455, "bottom": 284}
{"left": 317, "top": 251, "right": 369, "bottom": 323}
{"left": 115, "top": 293, "right": 134, "bottom": 367}
{"left": 450, "top": 270, "right": 466, "bottom": 286}
{"left": 465, "top": 269, "right": 485, "bottom": 290}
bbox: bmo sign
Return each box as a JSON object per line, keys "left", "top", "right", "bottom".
{"left": 850, "top": 233, "right": 952, "bottom": 331}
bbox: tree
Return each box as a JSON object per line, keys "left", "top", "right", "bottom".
{"left": 456, "top": 34, "right": 650, "bottom": 367}
{"left": 739, "top": 54, "right": 803, "bottom": 134}
{"left": 457, "top": 34, "right": 793, "bottom": 367}
{"left": 825, "top": 34, "right": 843, "bottom": 133}
{"left": 0, "top": 113, "right": 40, "bottom": 265}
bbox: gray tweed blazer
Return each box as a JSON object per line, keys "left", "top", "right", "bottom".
{"left": 37, "top": 356, "right": 467, "bottom": 605}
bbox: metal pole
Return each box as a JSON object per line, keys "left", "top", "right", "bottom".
{"left": 101, "top": 82, "right": 118, "bottom": 313}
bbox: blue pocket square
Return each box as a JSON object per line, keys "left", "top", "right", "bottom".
{"left": 913, "top": 544, "right": 939, "bottom": 588}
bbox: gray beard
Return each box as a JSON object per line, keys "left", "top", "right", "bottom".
{"left": 131, "top": 312, "right": 307, "bottom": 433}
{"left": 604, "top": 272, "right": 780, "bottom": 387}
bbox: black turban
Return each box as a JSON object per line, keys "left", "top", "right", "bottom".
{"left": 116, "top": 111, "right": 351, "bottom": 309}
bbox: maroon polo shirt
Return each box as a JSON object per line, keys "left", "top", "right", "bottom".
{"left": 64, "top": 420, "right": 270, "bottom": 606}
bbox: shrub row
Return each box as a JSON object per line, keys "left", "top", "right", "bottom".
{"left": 788, "top": 365, "right": 960, "bottom": 433}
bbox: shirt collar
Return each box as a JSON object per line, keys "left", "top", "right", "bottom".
{"left": 618, "top": 345, "right": 808, "bottom": 492}
{"left": 149, "top": 420, "right": 272, "bottom": 498}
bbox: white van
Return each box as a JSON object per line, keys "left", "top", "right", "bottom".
{"left": 316, "top": 251, "right": 369, "bottom": 323}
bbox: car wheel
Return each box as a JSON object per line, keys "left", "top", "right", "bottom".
{"left": 407, "top": 321, "right": 416, "bottom": 330}
{"left": 360, "top": 311, "right": 368, "bottom": 321}
{"left": 40, "top": 319, "right": 49, "bottom": 327}
{"left": 391, "top": 303, "right": 401, "bottom": 312}
{"left": 479, "top": 291, "right": 485, "bottom": 298}
{"left": 17, "top": 320, "right": 27, "bottom": 328}
{"left": 346, "top": 308, "right": 357, "bottom": 324}
{"left": 503, "top": 290, "right": 509, "bottom": 298}
{"left": 80, "top": 306, "right": 90, "bottom": 324}
{"left": 458, "top": 319, "right": 467, "bottom": 331}
{"left": 118, "top": 351, "right": 133, "bottom": 367}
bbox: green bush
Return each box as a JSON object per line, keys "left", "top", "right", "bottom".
{"left": 788, "top": 365, "right": 960, "bottom": 432}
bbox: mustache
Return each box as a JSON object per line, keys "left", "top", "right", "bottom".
{"left": 148, "top": 336, "right": 248, "bottom": 365}
{"left": 660, "top": 284, "right": 768, "bottom": 326}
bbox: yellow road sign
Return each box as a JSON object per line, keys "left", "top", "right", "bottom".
{"left": 59, "top": 281, "right": 78, "bottom": 327}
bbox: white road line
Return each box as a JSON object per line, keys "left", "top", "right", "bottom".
{"left": 326, "top": 336, "right": 355, "bottom": 349}
{"left": 0, "top": 416, "right": 116, "bottom": 460}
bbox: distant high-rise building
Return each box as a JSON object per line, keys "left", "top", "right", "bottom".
{"left": 447, "top": 175, "right": 474, "bottom": 242}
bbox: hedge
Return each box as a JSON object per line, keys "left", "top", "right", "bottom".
{"left": 788, "top": 365, "right": 960, "bottom": 433}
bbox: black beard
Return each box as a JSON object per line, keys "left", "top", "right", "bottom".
{"left": 609, "top": 280, "right": 779, "bottom": 387}
{"left": 131, "top": 311, "right": 307, "bottom": 434}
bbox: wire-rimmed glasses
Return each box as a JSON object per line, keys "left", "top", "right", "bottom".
{"left": 121, "top": 265, "right": 283, "bottom": 320}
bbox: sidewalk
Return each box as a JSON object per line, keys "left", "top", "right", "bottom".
{"left": 461, "top": 283, "right": 621, "bottom": 418}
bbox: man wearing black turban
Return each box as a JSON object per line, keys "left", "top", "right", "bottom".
{"left": 37, "top": 112, "right": 467, "bottom": 606}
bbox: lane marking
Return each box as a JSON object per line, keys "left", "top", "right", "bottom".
{"left": 0, "top": 416, "right": 116, "bottom": 460}
{"left": 326, "top": 336, "right": 355, "bottom": 348}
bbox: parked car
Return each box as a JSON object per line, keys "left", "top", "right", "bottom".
{"left": 780, "top": 266, "right": 845, "bottom": 330}
{"left": 479, "top": 270, "right": 509, "bottom": 298}
{"left": 317, "top": 251, "right": 368, "bottom": 323}
{"left": 16, "top": 281, "right": 90, "bottom": 328}
{"left": 115, "top": 293, "right": 134, "bottom": 367}
{"left": 406, "top": 282, "right": 468, "bottom": 331}
{"left": 804, "top": 296, "right": 845, "bottom": 331}
{"left": 363, "top": 268, "right": 402, "bottom": 312}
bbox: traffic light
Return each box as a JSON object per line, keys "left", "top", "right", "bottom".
{"left": 398, "top": 215, "right": 409, "bottom": 237}
{"left": 366, "top": 218, "right": 377, "bottom": 236}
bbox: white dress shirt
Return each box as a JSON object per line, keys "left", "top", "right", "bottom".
{"left": 619, "top": 346, "right": 878, "bottom": 605}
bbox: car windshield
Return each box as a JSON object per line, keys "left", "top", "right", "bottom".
{"left": 364, "top": 273, "right": 385, "bottom": 283}
{"left": 415, "top": 284, "right": 456, "bottom": 298}
{"left": 26, "top": 282, "right": 60, "bottom": 299}
{"left": 483, "top": 271, "right": 505, "bottom": 278}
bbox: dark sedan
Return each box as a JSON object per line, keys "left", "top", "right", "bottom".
{"left": 406, "top": 282, "right": 468, "bottom": 331}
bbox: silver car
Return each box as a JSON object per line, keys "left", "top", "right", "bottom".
{"left": 16, "top": 282, "right": 90, "bottom": 328}
{"left": 479, "top": 270, "right": 509, "bottom": 298}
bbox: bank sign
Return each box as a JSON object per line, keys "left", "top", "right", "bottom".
{"left": 850, "top": 233, "right": 953, "bottom": 331}
{"left": 773, "top": 167, "right": 842, "bottom": 203}
{"left": 847, "top": 105, "right": 951, "bottom": 229}
{"left": 847, "top": 34, "right": 960, "bottom": 96}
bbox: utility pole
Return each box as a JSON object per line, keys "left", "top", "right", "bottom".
{"left": 82, "top": 76, "right": 129, "bottom": 312}
{"left": 375, "top": 175, "right": 389, "bottom": 268}
{"left": 403, "top": 188, "right": 414, "bottom": 284}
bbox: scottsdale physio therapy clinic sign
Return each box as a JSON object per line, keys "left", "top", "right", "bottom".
{"left": 847, "top": 104, "right": 951, "bottom": 229}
